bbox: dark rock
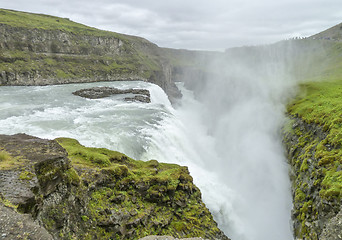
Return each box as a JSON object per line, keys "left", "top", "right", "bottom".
{"left": 110, "top": 194, "right": 125, "bottom": 204}
{"left": 124, "top": 95, "right": 150, "bottom": 103}
{"left": 283, "top": 116, "right": 342, "bottom": 239}
{"left": 72, "top": 86, "right": 151, "bottom": 103}
{"left": 0, "top": 134, "right": 230, "bottom": 240}
{"left": 0, "top": 203, "right": 54, "bottom": 240}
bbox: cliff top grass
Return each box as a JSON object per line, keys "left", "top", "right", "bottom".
{"left": 54, "top": 137, "right": 225, "bottom": 239}
{"left": 0, "top": 8, "right": 145, "bottom": 43}
{"left": 287, "top": 40, "right": 342, "bottom": 200}
{"left": 288, "top": 41, "right": 342, "bottom": 141}
{"left": 56, "top": 137, "right": 191, "bottom": 186}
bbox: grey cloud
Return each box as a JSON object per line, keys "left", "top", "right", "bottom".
{"left": 1, "top": 0, "right": 342, "bottom": 50}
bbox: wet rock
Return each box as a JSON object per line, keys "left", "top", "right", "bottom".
{"left": 72, "top": 86, "right": 151, "bottom": 103}
{"left": 125, "top": 94, "right": 150, "bottom": 103}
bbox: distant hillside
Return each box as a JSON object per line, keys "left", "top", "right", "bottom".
{"left": 310, "top": 22, "right": 342, "bottom": 41}
{"left": 0, "top": 8, "right": 184, "bottom": 101}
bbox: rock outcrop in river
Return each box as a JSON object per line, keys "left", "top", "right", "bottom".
{"left": 72, "top": 87, "right": 151, "bottom": 103}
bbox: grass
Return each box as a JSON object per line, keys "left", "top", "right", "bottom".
{"left": 0, "top": 51, "right": 155, "bottom": 82}
{"left": 284, "top": 39, "right": 342, "bottom": 238}
{"left": 56, "top": 138, "right": 116, "bottom": 168}
{"left": 287, "top": 80, "right": 342, "bottom": 170}
{"left": 0, "top": 8, "right": 124, "bottom": 39}
{"left": 55, "top": 137, "right": 222, "bottom": 239}
{"left": 56, "top": 137, "right": 190, "bottom": 186}
{"left": 0, "top": 8, "right": 165, "bottom": 85}
{"left": 0, "top": 150, "right": 11, "bottom": 162}
{"left": 0, "top": 149, "right": 25, "bottom": 170}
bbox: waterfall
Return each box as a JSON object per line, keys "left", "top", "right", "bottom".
{"left": 0, "top": 43, "right": 297, "bottom": 239}
{"left": 141, "top": 44, "right": 298, "bottom": 239}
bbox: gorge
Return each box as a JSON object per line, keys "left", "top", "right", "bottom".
{"left": 1, "top": 8, "right": 342, "bottom": 240}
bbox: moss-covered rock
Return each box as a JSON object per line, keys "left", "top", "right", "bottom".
{"left": 283, "top": 116, "right": 341, "bottom": 239}
{"left": 0, "top": 134, "right": 230, "bottom": 240}
{"left": 56, "top": 137, "right": 229, "bottom": 239}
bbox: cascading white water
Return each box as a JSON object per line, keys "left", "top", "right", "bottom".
{"left": 0, "top": 43, "right": 298, "bottom": 239}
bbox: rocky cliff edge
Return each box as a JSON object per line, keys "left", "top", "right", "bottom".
{"left": 0, "top": 133, "right": 229, "bottom": 240}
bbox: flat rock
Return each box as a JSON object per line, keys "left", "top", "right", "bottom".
{"left": 72, "top": 86, "right": 151, "bottom": 103}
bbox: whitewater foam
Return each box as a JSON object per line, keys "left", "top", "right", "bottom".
{"left": 0, "top": 78, "right": 293, "bottom": 240}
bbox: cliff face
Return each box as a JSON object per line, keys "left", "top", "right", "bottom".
{"left": 0, "top": 9, "right": 180, "bottom": 101}
{"left": 283, "top": 117, "right": 341, "bottom": 239}
{"left": 283, "top": 73, "right": 342, "bottom": 239}
{"left": 0, "top": 134, "right": 229, "bottom": 240}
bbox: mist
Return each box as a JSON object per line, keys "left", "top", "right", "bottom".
{"left": 173, "top": 41, "right": 316, "bottom": 240}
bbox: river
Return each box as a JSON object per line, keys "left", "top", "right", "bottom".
{"left": 0, "top": 70, "right": 294, "bottom": 239}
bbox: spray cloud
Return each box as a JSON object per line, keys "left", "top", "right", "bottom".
{"left": 173, "top": 40, "right": 321, "bottom": 240}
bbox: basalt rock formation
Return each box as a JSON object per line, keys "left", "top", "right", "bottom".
{"left": 283, "top": 117, "right": 342, "bottom": 239}
{"left": 0, "top": 134, "right": 230, "bottom": 240}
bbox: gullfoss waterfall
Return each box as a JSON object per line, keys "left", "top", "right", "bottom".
{"left": 0, "top": 44, "right": 299, "bottom": 239}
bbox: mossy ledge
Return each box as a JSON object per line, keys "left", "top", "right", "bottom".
{"left": 0, "top": 134, "right": 229, "bottom": 240}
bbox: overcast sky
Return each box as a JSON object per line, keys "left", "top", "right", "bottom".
{"left": 2, "top": 0, "right": 342, "bottom": 50}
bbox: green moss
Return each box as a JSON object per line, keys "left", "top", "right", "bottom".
{"left": 0, "top": 8, "right": 125, "bottom": 39}
{"left": 0, "top": 196, "right": 18, "bottom": 209}
{"left": 19, "top": 170, "right": 35, "bottom": 180}
{"left": 295, "top": 189, "right": 306, "bottom": 202}
{"left": 65, "top": 168, "right": 80, "bottom": 186}
{"left": 0, "top": 150, "right": 11, "bottom": 162}
{"left": 320, "top": 170, "right": 342, "bottom": 199}
{"left": 300, "top": 159, "right": 309, "bottom": 172}
{"left": 0, "top": 149, "right": 26, "bottom": 170}
{"left": 56, "top": 138, "right": 115, "bottom": 167}
{"left": 54, "top": 137, "right": 223, "bottom": 239}
{"left": 81, "top": 215, "right": 89, "bottom": 222}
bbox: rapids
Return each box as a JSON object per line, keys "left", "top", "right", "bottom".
{"left": 0, "top": 78, "right": 293, "bottom": 240}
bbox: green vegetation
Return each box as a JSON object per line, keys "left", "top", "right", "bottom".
{"left": 0, "top": 8, "right": 123, "bottom": 39}
{"left": 0, "top": 8, "right": 165, "bottom": 87}
{"left": 19, "top": 170, "right": 35, "bottom": 180}
{"left": 55, "top": 137, "right": 223, "bottom": 239}
{"left": 287, "top": 40, "right": 342, "bottom": 198}
{"left": 0, "top": 149, "right": 25, "bottom": 170}
{"left": 320, "top": 170, "right": 342, "bottom": 199}
{"left": 284, "top": 39, "right": 342, "bottom": 239}
{"left": 0, "top": 149, "right": 11, "bottom": 162}
{"left": 56, "top": 138, "right": 130, "bottom": 168}
{"left": 0, "top": 195, "right": 18, "bottom": 209}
